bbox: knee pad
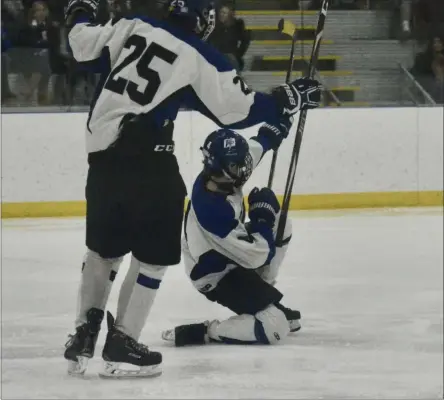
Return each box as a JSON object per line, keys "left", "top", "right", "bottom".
{"left": 132, "top": 256, "right": 168, "bottom": 290}
{"left": 254, "top": 304, "right": 290, "bottom": 344}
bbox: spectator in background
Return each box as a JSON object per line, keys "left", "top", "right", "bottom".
{"left": 411, "top": 35, "right": 444, "bottom": 103}
{"left": 399, "top": 0, "right": 413, "bottom": 38}
{"left": 413, "top": 0, "right": 444, "bottom": 43}
{"left": 47, "top": 18, "right": 70, "bottom": 105}
{"left": 431, "top": 37, "right": 444, "bottom": 74}
{"left": 38, "top": 0, "right": 68, "bottom": 23}
{"left": 2, "top": 24, "right": 16, "bottom": 103}
{"left": 209, "top": 4, "right": 250, "bottom": 73}
{"left": 15, "top": 1, "right": 52, "bottom": 105}
{"left": 109, "top": 0, "right": 131, "bottom": 18}
{"left": 2, "top": 0, "right": 25, "bottom": 24}
{"left": 386, "top": 0, "right": 415, "bottom": 40}
{"left": 1, "top": 0, "right": 23, "bottom": 103}
{"left": 64, "top": 59, "right": 97, "bottom": 106}
{"left": 430, "top": 36, "right": 444, "bottom": 102}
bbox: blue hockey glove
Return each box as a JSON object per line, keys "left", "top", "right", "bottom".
{"left": 257, "top": 115, "right": 294, "bottom": 151}
{"left": 248, "top": 187, "right": 281, "bottom": 228}
{"left": 272, "top": 77, "right": 321, "bottom": 116}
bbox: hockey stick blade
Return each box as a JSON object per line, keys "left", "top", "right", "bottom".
{"left": 275, "top": 0, "right": 330, "bottom": 245}
{"left": 278, "top": 18, "right": 297, "bottom": 38}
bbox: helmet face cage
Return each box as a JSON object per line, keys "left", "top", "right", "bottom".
{"left": 201, "top": 139, "right": 253, "bottom": 190}
{"left": 224, "top": 151, "right": 253, "bottom": 188}
{"left": 169, "top": 0, "right": 216, "bottom": 41}
{"left": 201, "top": 128, "right": 253, "bottom": 189}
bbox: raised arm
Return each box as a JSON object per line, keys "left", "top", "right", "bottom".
{"left": 65, "top": 0, "right": 119, "bottom": 63}
{"left": 189, "top": 41, "right": 322, "bottom": 130}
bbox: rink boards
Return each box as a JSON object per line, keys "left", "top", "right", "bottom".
{"left": 1, "top": 107, "right": 443, "bottom": 218}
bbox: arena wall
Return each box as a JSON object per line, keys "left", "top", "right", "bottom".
{"left": 1, "top": 107, "right": 443, "bottom": 217}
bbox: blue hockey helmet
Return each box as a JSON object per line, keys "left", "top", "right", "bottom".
{"left": 201, "top": 129, "right": 253, "bottom": 190}
{"left": 168, "top": 0, "right": 217, "bottom": 40}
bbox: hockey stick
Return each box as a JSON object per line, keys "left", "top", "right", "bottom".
{"left": 267, "top": 19, "right": 297, "bottom": 189}
{"left": 275, "top": 0, "right": 330, "bottom": 245}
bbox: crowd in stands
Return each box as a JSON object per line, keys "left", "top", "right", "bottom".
{"left": 1, "top": 0, "right": 443, "bottom": 106}
{"left": 1, "top": 0, "right": 128, "bottom": 106}
{"left": 409, "top": 0, "right": 444, "bottom": 103}
{"left": 208, "top": 3, "right": 250, "bottom": 74}
{"left": 0, "top": 0, "right": 250, "bottom": 106}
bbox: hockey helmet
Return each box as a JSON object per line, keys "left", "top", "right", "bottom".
{"left": 201, "top": 129, "right": 253, "bottom": 190}
{"left": 168, "top": 0, "right": 217, "bottom": 41}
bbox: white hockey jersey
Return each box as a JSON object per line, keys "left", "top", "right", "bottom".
{"left": 68, "top": 16, "right": 282, "bottom": 154}
{"left": 183, "top": 135, "right": 277, "bottom": 293}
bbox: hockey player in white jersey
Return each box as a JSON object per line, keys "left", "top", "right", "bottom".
{"left": 63, "top": 0, "right": 321, "bottom": 378}
{"left": 161, "top": 118, "right": 304, "bottom": 347}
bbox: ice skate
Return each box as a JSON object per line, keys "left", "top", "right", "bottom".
{"left": 276, "top": 304, "right": 302, "bottom": 333}
{"left": 99, "top": 312, "right": 162, "bottom": 379}
{"left": 64, "top": 307, "right": 104, "bottom": 376}
{"left": 288, "top": 317, "right": 301, "bottom": 333}
{"left": 161, "top": 321, "right": 211, "bottom": 347}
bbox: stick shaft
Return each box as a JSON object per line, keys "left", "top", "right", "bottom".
{"left": 267, "top": 22, "right": 297, "bottom": 189}
{"left": 276, "top": 0, "right": 330, "bottom": 244}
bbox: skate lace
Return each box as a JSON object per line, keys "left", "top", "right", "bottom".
{"left": 65, "top": 324, "right": 96, "bottom": 348}
{"left": 128, "top": 337, "right": 150, "bottom": 354}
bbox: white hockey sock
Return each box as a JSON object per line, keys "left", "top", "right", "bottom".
{"left": 208, "top": 315, "right": 257, "bottom": 343}
{"left": 75, "top": 250, "right": 122, "bottom": 327}
{"left": 115, "top": 255, "right": 167, "bottom": 341}
{"left": 207, "top": 305, "right": 290, "bottom": 345}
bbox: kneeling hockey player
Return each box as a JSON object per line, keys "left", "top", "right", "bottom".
{"left": 162, "top": 117, "right": 307, "bottom": 346}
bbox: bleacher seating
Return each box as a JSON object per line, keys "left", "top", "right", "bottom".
{"left": 236, "top": 5, "right": 417, "bottom": 106}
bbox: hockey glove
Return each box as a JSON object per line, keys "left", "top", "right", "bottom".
{"left": 65, "top": 0, "right": 99, "bottom": 25}
{"left": 248, "top": 187, "right": 281, "bottom": 228}
{"left": 257, "top": 115, "right": 294, "bottom": 151}
{"left": 272, "top": 77, "right": 322, "bottom": 116}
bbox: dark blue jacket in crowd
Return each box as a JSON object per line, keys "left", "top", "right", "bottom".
{"left": 2, "top": 27, "right": 12, "bottom": 53}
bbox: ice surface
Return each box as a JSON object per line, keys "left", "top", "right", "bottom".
{"left": 1, "top": 208, "right": 443, "bottom": 399}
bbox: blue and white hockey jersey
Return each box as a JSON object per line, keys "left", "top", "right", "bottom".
{"left": 183, "top": 136, "right": 279, "bottom": 293}
{"left": 68, "top": 16, "right": 282, "bottom": 154}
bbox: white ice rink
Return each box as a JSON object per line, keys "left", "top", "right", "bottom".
{"left": 1, "top": 208, "right": 443, "bottom": 399}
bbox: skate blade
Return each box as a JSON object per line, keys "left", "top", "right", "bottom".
{"left": 67, "top": 356, "right": 89, "bottom": 376}
{"left": 289, "top": 320, "right": 301, "bottom": 333}
{"left": 98, "top": 361, "right": 162, "bottom": 379}
{"left": 161, "top": 329, "right": 175, "bottom": 342}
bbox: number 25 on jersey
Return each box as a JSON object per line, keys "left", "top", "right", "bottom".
{"left": 105, "top": 34, "right": 178, "bottom": 106}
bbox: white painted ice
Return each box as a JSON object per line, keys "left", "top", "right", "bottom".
{"left": 1, "top": 208, "right": 443, "bottom": 399}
